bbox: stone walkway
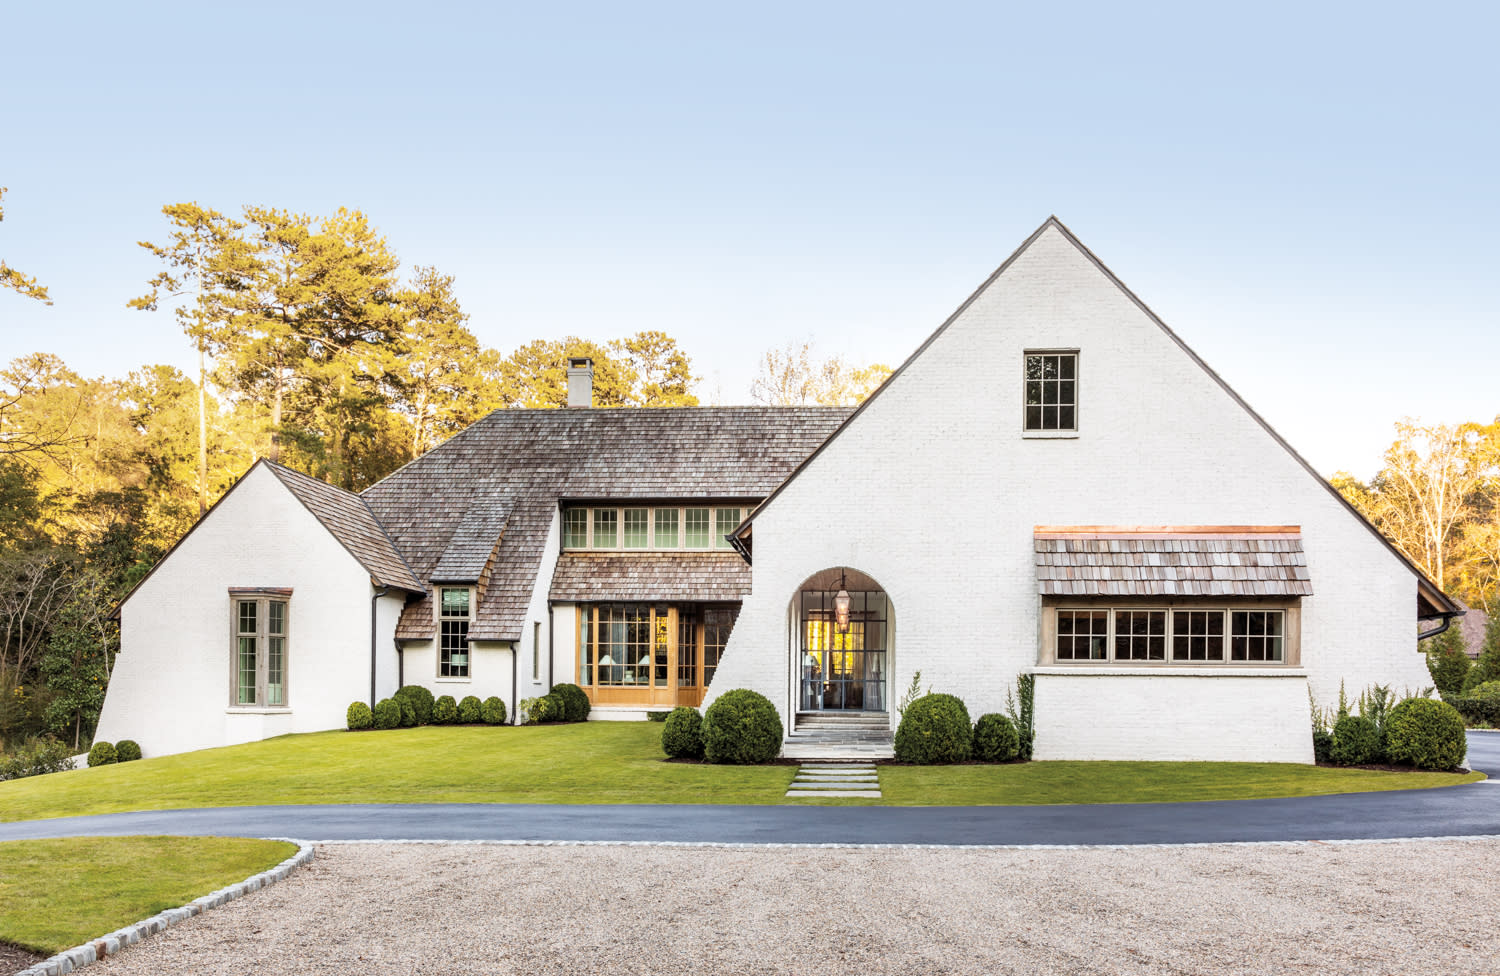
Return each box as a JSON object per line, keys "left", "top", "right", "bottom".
{"left": 784, "top": 762, "right": 880, "bottom": 798}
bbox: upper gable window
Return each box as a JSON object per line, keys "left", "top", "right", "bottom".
{"left": 1024, "top": 352, "right": 1077, "bottom": 433}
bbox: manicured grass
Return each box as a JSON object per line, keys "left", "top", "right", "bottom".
{"left": 875, "top": 761, "right": 1483, "bottom": 806}
{"left": 0, "top": 836, "right": 296, "bottom": 954}
{"left": 0, "top": 722, "right": 1481, "bottom": 820}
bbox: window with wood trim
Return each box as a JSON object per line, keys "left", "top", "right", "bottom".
{"left": 439, "top": 587, "right": 472, "bottom": 678}
{"left": 559, "top": 505, "right": 748, "bottom": 551}
{"left": 1048, "top": 606, "right": 1293, "bottom": 666}
{"left": 230, "top": 591, "right": 289, "bottom": 707}
{"left": 1024, "top": 351, "right": 1078, "bottom": 432}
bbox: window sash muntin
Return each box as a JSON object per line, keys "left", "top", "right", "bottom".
{"left": 654, "top": 508, "right": 679, "bottom": 548}
{"left": 623, "top": 508, "right": 649, "bottom": 548}
{"left": 1024, "top": 351, "right": 1078, "bottom": 432}
{"left": 713, "top": 508, "right": 740, "bottom": 550}
{"left": 231, "top": 595, "right": 289, "bottom": 707}
{"left": 1051, "top": 605, "right": 1291, "bottom": 666}
{"left": 684, "top": 508, "right": 711, "bottom": 548}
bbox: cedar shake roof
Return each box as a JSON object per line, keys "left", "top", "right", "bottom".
{"left": 1034, "top": 526, "right": 1314, "bottom": 598}
{"left": 266, "top": 462, "right": 424, "bottom": 593}
{"left": 550, "top": 552, "right": 752, "bottom": 603}
{"left": 365, "top": 406, "right": 850, "bottom": 641}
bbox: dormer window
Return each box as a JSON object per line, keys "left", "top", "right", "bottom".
{"left": 561, "top": 505, "right": 745, "bottom": 551}
{"left": 1024, "top": 351, "right": 1078, "bottom": 433}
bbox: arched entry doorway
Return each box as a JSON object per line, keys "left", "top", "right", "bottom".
{"left": 793, "top": 568, "right": 889, "bottom": 713}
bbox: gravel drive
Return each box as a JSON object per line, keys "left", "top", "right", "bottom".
{"left": 90, "top": 839, "right": 1500, "bottom": 976}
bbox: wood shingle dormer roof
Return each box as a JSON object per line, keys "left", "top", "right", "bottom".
{"left": 265, "top": 462, "right": 424, "bottom": 593}
{"left": 364, "top": 406, "right": 851, "bottom": 642}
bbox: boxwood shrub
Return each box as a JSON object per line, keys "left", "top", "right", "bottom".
{"left": 1329, "top": 714, "right": 1383, "bottom": 766}
{"left": 458, "top": 695, "right": 483, "bottom": 723}
{"left": 433, "top": 695, "right": 459, "bottom": 725}
{"left": 87, "top": 741, "right": 117, "bottom": 767}
{"left": 394, "top": 685, "right": 435, "bottom": 725}
{"left": 662, "top": 706, "right": 705, "bottom": 759}
{"left": 115, "top": 739, "right": 142, "bottom": 763}
{"left": 702, "top": 689, "right": 782, "bottom": 764}
{"left": 1385, "top": 697, "right": 1467, "bottom": 771}
{"left": 397, "top": 697, "right": 417, "bottom": 727}
{"left": 481, "top": 696, "right": 507, "bottom": 725}
{"left": 1448, "top": 680, "right": 1500, "bottom": 727}
{"left": 972, "top": 713, "right": 1020, "bottom": 762}
{"left": 347, "top": 701, "right": 373, "bottom": 730}
{"left": 552, "top": 683, "right": 591, "bottom": 722}
{"left": 894, "top": 693, "right": 973, "bottom": 764}
{"left": 1312, "top": 727, "right": 1333, "bottom": 764}
{"left": 372, "top": 697, "right": 402, "bottom": 730}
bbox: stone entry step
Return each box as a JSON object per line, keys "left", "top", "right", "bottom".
{"left": 785, "top": 762, "right": 881, "bottom": 799}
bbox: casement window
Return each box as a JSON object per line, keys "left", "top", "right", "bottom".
{"left": 559, "top": 505, "right": 745, "bottom": 551}
{"left": 439, "top": 587, "right": 472, "bottom": 678}
{"left": 1024, "top": 351, "right": 1078, "bottom": 433}
{"left": 1046, "top": 606, "right": 1292, "bottom": 666}
{"left": 230, "top": 590, "right": 289, "bottom": 707}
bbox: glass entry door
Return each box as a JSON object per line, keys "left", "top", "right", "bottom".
{"left": 799, "top": 585, "right": 887, "bottom": 712}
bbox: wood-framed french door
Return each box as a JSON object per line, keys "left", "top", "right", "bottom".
{"left": 577, "top": 602, "right": 739, "bottom": 708}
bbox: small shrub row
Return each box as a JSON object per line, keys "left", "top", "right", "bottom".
{"left": 891, "top": 692, "right": 1031, "bottom": 765}
{"left": 85, "top": 739, "right": 142, "bottom": 767}
{"left": 659, "top": 690, "right": 782, "bottom": 764}
{"left": 348, "top": 690, "right": 508, "bottom": 730}
{"left": 0, "top": 738, "right": 77, "bottom": 781}
{"left": 1316, "top": 685, "right": 1467, "bottom": 771}
{"left": 519, "top": 683, "right": 590, "bottom": 725}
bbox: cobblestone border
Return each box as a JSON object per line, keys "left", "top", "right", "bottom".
{"left": 14, "top": 840, "right": 313, "bottom": 976}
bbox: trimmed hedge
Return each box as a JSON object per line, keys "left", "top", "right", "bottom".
{"left": 702, "top": 689, "right": 782, "bottom": 764}
{"left": 397, "top": 697, "right": 418, "bottom": 727}
{"left": 347, "top": 701, "right": 373, "bottom": 730}
{"left": 458, "top": 695, "right": 483, "bottom": 724}
{"left": 646, "top": 710, "right": 669, "bottom": 722}
{"left": 115, "top": 739, "right": 142, "bottom": 763}
{"left": 482, "top": 696, "right": 507, "bottom": 725}
{"left": 1312, "top": 727, "right": 1333, "bottom": 764}
{"left": 1329, "top": 714, "right": 1383, "bottom": 766}
{"left": 972, "top": 713, "right": 1020, "bottom": 763}
{"left": 1448, "top": 680, "right": 1500, "bottom": 727}
{"left": 662, "top": 706, "right": 705, "bottom": 759}
{"left": 394, "top": 685, "right": 435, "bottom": 725}
{"left": 373, "top": 698, "right": 402, "bottom": 730}
{"left": 1385, "top": 697, "right": 1467, "bottom": 771}
{"left": 433, "top": 695, "right": 459, "bottom": 725}
{"left": 86, "top": 741, "right": 117, "bottom": 767}
{"left": 552, "top": 683, "right": 591, "bottom": 722}
{"left": 895, "top": 693, "right": 973, "bottom": 764}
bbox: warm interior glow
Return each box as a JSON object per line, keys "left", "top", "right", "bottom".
{"left": 834, "top": 588, "right": 851, "bottom": 633}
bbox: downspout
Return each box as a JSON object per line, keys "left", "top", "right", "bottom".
{"left": 395, "top": 638, "right": 405, "bottom": 688}
{"left": 370, "top": 585, "right": 391, "bottom": 707}
{"left": 511, "top": 641, "right": 518, "bottom": 726}
{"left": 547, "top": 600, "right": 555, "bottom": 692}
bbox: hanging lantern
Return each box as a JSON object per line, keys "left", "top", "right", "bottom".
{"left": 833, "top": 569, "right": 851, "bottom": 635}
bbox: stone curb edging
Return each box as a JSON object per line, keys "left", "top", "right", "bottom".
{"left": 14, "top": 840, "right": 314, "bottom": 976}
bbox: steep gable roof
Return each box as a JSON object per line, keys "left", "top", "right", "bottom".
{"left": 735, "top": 216, "right": 1462, "bottom": 618}
{"left": 265, "top": 462, "right": 424, "bottom": 593}
{"left": 364, "top": 406, "right": 850, "bottom": 641}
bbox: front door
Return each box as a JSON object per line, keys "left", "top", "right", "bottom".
{"left": 798, "top": 584, "right": 887, "bottom": 712}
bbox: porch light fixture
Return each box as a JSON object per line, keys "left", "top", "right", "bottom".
{"left": 833, "top": 569, "right": 851, "bottom": 635}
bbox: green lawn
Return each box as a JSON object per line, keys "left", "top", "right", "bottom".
{"left": 0, "top": 836, "right": 296, "bottom": 954}
{"left": 0, "top": 722, "right": 1481, "bottom": 821}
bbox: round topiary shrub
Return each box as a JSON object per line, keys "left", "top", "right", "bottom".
{"left": 662, "top": 706, "right": 705, "bottom": 759}
{"left": 397, "top": 697, "right": 417, "bottom": 727}
{"left": 972, "top": 713, "right": 1020, "bottom": 762}
{"left": 702, "top": 689, "right": 782, "bottom": 764}
{"left": 115, "top": 739, "right": 142, "bottom": 763}
{"left": 373, "top": 697, "right": 402, "bottom": 730}
{"left": 87, "top": 741, "right": 117, "bottom": 767}
{"left": 1385, "top": 697, "right": 1467, "bottom": 771}
{"left": 895, "top": 693, "right": 973, "bottom": 764}
{"left": 433, "top": 695, "right": 459, "bottom": 725}
{"left": 347, "top": 701, "right": 373, "bottom": 731}
{"left": 394, "top": 685, "right": 435, "bottom": 725}
{"left": 458, "top": 695, "right": 483, "bottom": 723}
{"left": 552, "top": 683, "right": 591, "bottom": 722}
{"left": 1329, "top": 714, "right": 1383, "bottom": 766}
{"left": 481, "top": 696, "right": 507, "bottom": 725}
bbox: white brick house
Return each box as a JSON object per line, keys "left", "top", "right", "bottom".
{"left": 96, "top": 218, "right": 1459, "bottom": 761}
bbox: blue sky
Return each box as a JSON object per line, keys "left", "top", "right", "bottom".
{"left": 2, "top": 1, "right": 1495, "bottom": 477}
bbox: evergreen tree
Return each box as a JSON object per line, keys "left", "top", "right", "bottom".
{"left": 1423, "top": 623, "right": 1472, "bottom": 697}
{"left": 1461, "top": 610, "right": 1500, "bottom": 693}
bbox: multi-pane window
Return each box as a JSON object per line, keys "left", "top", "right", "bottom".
{"left": 1024, "top": 352, "right": 1078, "bottom": 432}
{"left": 231, "top": 593, "right": 289, "bottom": 706}
{"left": 1172, "top": 611, "right": 1225, "bottom": 662}
{"left": 577, "top": 604, "right": 739, "bottom": 693}
{"left": 703, "top": 607, "right": 735, "bottom": 687}
{"left": 593, "top": 605, "right": 651, "bottom": 685}
{"left": 1056, "top": 610, "right": 1108, "bottom": 660}
{"left": 563, "top": 508, "right": 589, "bottom": 548}
{"left": 623, "top": 509, "right": 649, "bottom": 548}
{"left": 677, "top": 612, "right": 697, "bottom": 685}
{"left": 655, "top": 508, "right": 679, "bottom": 548}
{"left": 684, "top": 508, "right": 711, "bottom": 548}
{"left": 1231, "top": 611, "right": 1284, "bottom": 662}
{"left": 440, "top": 587, "right": 471, "bottom": 678}
{"left": 1051, "top": 607, "right": 1291, "bottom": 665}
{"left": 1114, "top": 610, "right": 1166, "bottom": 661}
{"left": 592, "top": 509, "right": 618, "bottom": 549}
{"left": 714, "top": 508, "right": 740, "bottom": 550}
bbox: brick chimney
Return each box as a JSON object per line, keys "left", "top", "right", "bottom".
{"left": 566, "top": 357, "right": 594, "bottom": 408}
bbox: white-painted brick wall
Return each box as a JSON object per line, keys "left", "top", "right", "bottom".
{"left": 706, "top": 224, "right": 1430, "bottom": 761}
